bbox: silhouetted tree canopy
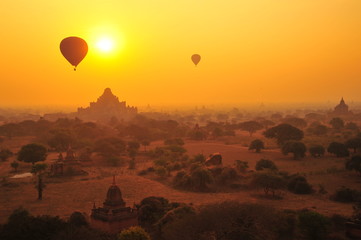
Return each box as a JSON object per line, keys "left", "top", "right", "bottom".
{"left": 309, "top": 145, "right": 325, "bottom": 157}
{"left": 288, "top": 175, "right": 313, "bottom": 194}
{"left": 93, "top": 137, "right": 126, "bottom": 158}
{"left": 118, "top": 226, "right": 151, "bottom": 240}
{"left": 329, "top": 118, "right": 344, "bottom": 130}
{"left": 249, "top": 139, "right": 265, "bottom": 153}
{"left": 306, "top": 122, "right": 328, "bottom": 136}
{"left": 327, "top": 142, "right": 349, "bottom": 157}
{"left": 346, "top": 155, "right": 361, "bottom": 175}
{"left": 161, "top": 201, "right": 296, "bottom": 240}
{"left": 252, "top": 171, "right": 286, "bottom": 197}
{"left": 282, "top": 117, "right": 307, "bottom": 129}
{"left": 345, "top": 137, "right": 361, "bottom": 153}
{"left": 282, "top": 141, "right": 307, "bottom": 160}
{"left": 0, "top": 149, "right": 13, "bottom": 161}
{"left": 239, "top": 121, "right": 263, "bottom": 136}
{"left": 298, "top": 210, "right": 330, "bottom": 240}
{"left": 345, "top": 122, "right": 359, "bottom": 131}
{"left": 255, "top": 159, "right": 278, "bottom": 171}
{"left": 17, "top": 143, "right": 47, "bottom": 165}
{"left": 263, "top": 124, "right": 304, "bottom": 145}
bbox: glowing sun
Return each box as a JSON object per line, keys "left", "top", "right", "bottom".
{"left": 96, "top": 37, "right": 114, "bottom": 53}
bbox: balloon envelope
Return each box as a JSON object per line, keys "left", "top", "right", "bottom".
{"left": 191, "top": 54, "right": 201, "bottom": 66}
{"left": 60, "top": 37, "right": 88, "bottom": 69}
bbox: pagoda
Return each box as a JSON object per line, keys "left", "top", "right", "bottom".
{"left": 90, "top": 176, "right": 138, "bottom": 234}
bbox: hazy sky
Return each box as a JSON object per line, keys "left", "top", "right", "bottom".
{"left": 0, "top": 0, "right": 360, "bottom": 108}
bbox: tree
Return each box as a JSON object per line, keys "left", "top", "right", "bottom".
{"left": 282, "top": 141, "right": 307, "bottom": 160}
{"left": 252, "top": 171, "right": 287, "bottom": 197}
{"left": 138, "top": 196, "right": 171, "bottom": 228}
{"left": 93, "top": 137, "right": 126, "bottom": 158}
{"left": 288, "top": 175, "right": 313, "bottom": 194}
{"left": 0, "top": 149, "right": 13, "bottom": 161}
{"left": 345, "top": 137, "right": 361, "bottom": 153}
{"left": 47, "top": 130, "right": 74, "bottom": 151}
{"left": 190, "top": 167, "right": 213, "bottom": 192}
{"left": 128, "top": 141, "right": 140, "bottom": 169}
{"left": 31, "top": 163, "right": 47, "bottom": 200}
{"left": 309, "top": 145, "right": 325, "bottom": 157}
{"left": 345, "top": 122, "right": 359, "bottom": 131}
{"left": 0, "top": 208, "right": 67, "bottom": 240}
{"left": 259, "top": 119, "right": 275, "bottom": 129}
{"left": 298, "top": 211, "right": 330, "bottom": 240}
{"left": 235, "top": 160, "right": 249, "bottom": 172}
{"left": 10, "top": 161, "right": 19, "bottom": 172}
{"left": 191, "top": 153, "right": 206, "bottom": 163}
{"left": 307, "top": 123, "right": 328, "bottom": 136}
{"left": 0, "top": 123, "right": 22, "bottom": 139}
{"left": 161, "top": 202, "right": 295, "bottom": 240}
{"left": 346, "top": 155, "right": 361, "bottom": 175}
{"left": 329, "top": 117, "right": 344, "bottom": 130}
{"left": 282, "top": 117, "right": 307, "bottom": 129}
{"left": 239, "top": 121, "right": 263, "bottom": 136}
{"left": 263, "top": 124, "right": 304, "bottom": 145}
{"left": 155, "top": 166, "right": 168, "bottom": 179}
{"left": 118, "top": 226, "right": 151, "bottom": 240}
{"left": 327, "top": 142, "right": 349, "bottom": 157}
{"left": 68, "top": 211, "right": 88, "bottom": 227}
{"left": 255, "top": 159, "right": 277, "bottom": 171}
{"left": 17, "top": 143, "right": 47, "bottom": 165}
{"left": 248, "top": 139, "right": 265, "bottom": 153}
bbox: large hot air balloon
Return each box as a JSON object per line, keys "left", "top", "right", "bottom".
{"left": 60, "top": 37, "right": 88, "bottom": 71}
{"left": 191, "top": 54, "right": 201, "bottom": 66}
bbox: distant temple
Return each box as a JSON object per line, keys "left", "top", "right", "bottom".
{"left": 50, "top": 147, "right": 84, "bottom": 176}
{"left": 332, "top": 98, "right": 353, "bottom": 116}
{"left": 90, "top": 177, "right": 138, "bottom": 234}
{"left": 77, "top": 88, "right": 137, "bottom": 122}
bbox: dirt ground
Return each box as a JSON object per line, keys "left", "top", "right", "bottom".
{"left": 0, "top": 136, "right": 360, "bottom": 224}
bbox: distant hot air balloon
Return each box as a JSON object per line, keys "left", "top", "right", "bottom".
{"left": 191, "top": 54, "right": 201, "bottom": 66}
{"left": 60, "top": 37, "right": 88, "bottom": 71}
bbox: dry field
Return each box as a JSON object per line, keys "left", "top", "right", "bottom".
{"left": 0, "top": 136, "right": 360, "bottom": 224}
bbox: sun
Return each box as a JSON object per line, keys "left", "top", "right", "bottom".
{"left": 96, "top": 37, "right": 114, "bottom": 53}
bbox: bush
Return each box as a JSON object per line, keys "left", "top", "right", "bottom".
{"left": 298, "top": 210, "right": 330, "bottom": 240}
{"left": 309, "top": 145, "right": 325, "bottom": 157}
{"left": 331, "top": 187, "right": 361, "bottom": 203}
{"left": 118, "top": 226, "right": 151, "bottom": 240}
{"left": 235, "top": 160, "right": 249, "bottom": 172}
{"left": 252, "top": 171, "right": 287, "bottom": 197}
{"left": 248, "top": 139, "right": 265, "bottom": 153}
{"left": 328, "top": 142, "right": 349, "bottom": 158}
{"left": 345, "top": 155, "right": 361, "bottom": 175}
{"left": 173, "top": 171, "right": 192, "bottom": 189}
{"left": 107, "top": 156, "right": 124, "bottom": 167}
{"left": 218, "top": 167, "right": 238, "bottom": 184}
{"left": 282, "top": 141, "right": 307, "bottom": 160}
{"left": 155, "top": 167, "right": 168, "bottom": 179}
{"left": 255, "top": 159, "right": 278, "bottom": 171}
{"left": 288, "top": 175, "right": 312, "bottom": 194}
{"left": 191, "top": 154, "right": 206, "bottom": 164}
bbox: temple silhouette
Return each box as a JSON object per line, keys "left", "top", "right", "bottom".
{"left": 77, "top": 88, "right": 137, "bottom": 122}
{"left": 331, "top": 97, "right": 353, "bottom": 117}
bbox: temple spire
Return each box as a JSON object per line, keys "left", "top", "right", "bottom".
{"left": 112, "top": 175, "right": 116, "bottom": 185}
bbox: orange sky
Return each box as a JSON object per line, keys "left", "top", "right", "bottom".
{"left": 0, "top": 0, "right": 361, "bottom": 109}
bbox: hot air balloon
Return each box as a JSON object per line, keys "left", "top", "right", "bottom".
{"left": 191, "top": 54, "right": 201, "bottom": 66}
{"left": 60, "top": 37, "right": 88, "bottom": 71}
